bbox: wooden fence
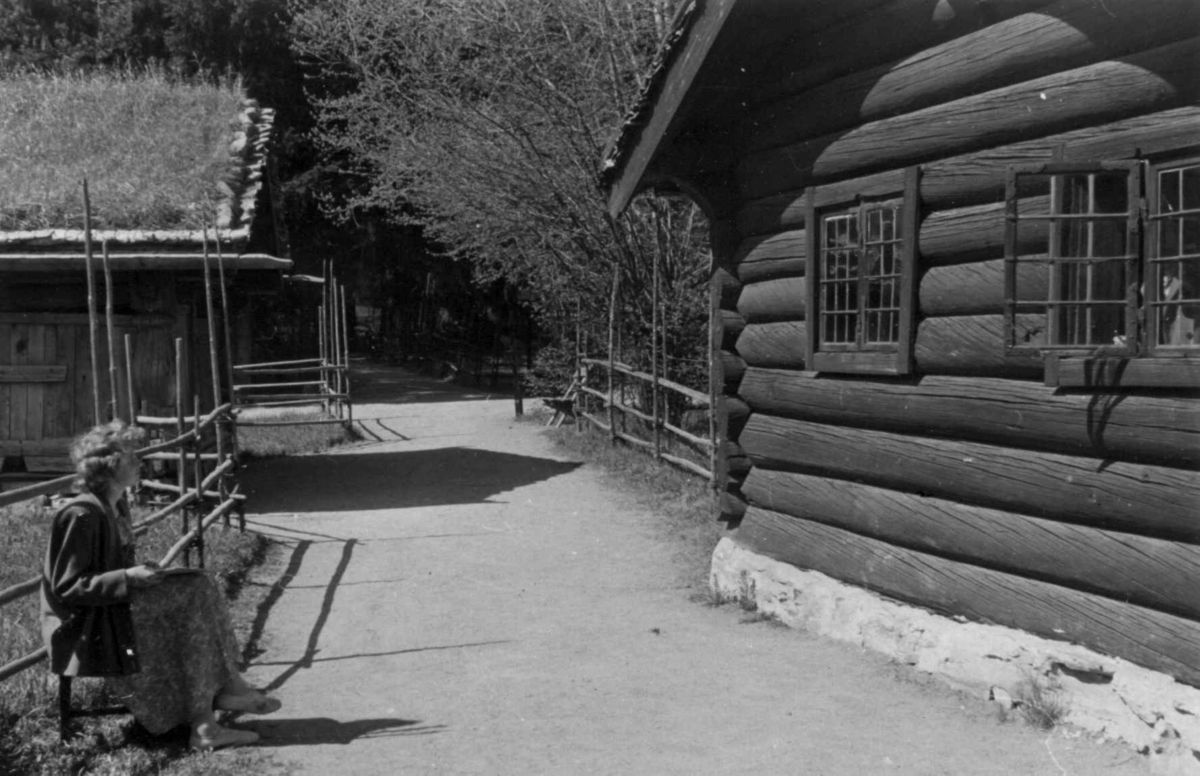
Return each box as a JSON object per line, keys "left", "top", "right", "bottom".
{"left": 0, "top": 400, "right": 238, "bottom": 683}
{"left": 232, "top": 269, "right": 353, "bottom": 425}
{"left": 575, "top": 356, "right": 714, "bottom": 482}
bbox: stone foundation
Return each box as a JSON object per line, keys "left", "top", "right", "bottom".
{"left": 710, "top": 537, "right": 1200, "bottom": 775}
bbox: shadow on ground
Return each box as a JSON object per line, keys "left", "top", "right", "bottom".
{"left": 240, "top": 447, "right": 581, "bottom": 513}
{"left": 351, "top": 361, "right": 516, "bottom": 405}
{"left": 246, "top": 716, "right": 446, "bottom": 746}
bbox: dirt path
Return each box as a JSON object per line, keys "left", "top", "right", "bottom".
{"left": 234, "top": 363, "right": 1149, "bottom": 775}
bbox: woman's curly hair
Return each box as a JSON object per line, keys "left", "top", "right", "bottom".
{"left": 70, "top": 420, "right": 147, "bottom": 495}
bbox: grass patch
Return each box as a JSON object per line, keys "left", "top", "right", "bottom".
{"left": 0, "top": 66, "right": 247, "bottom": 231}
{"left": 545, "top": 420, "right": 724, "bottom": 593}
{"left": 1013, "top": 676, "right": 1068, "bottom": 731}
{"left": 235, "top": 409, "right": 360, "bottom": 460}
{"left": 0, "top": 497, "right": 285, "bottom": 776}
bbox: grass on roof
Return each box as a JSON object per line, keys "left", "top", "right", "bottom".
{"left": 0, "top": 67, "right": 246, "bottom": 232}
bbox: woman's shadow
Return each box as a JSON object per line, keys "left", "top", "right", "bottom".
{"left": 241, "top": 715, "right": 446, "bottom": 746}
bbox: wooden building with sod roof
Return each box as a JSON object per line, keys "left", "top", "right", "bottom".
{"left": 0, "top": 70, "right": 291, "bottom": 474}
{"left": 603, "top": 0, "right": 1200, "bottom": 761}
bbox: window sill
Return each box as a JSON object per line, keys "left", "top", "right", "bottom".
{"left": 812, "top": 350, "right": 908, "bottom": 376}
{"left": 1048, "top": 356, "right": 1200, "bottom": 389}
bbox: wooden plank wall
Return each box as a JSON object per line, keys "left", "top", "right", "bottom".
{"left": 713, "top": 0, "right": 1200, "bottom": 684}
{"left": 0, "top": 314, "right": 177, "bottom": 463}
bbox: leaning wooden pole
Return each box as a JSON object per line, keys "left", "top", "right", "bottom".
{"left": 82, "top": 179, "right": 101, "bottom": 424}
{"left": 200, "top": 231, "right": 228, "bottom": 526}
{"left": 176, "top": 339, "right": 190, "bottom": 568}
{"left": 192, "top": 395, "right": 205, "bottom": 568}
{"left": 214, "top": 234, "right": 238, "bottom": 462}
{"left": 340, "top": 283, "right": 353, "bottom": 424}
{"left": 103, "top": 241, "right": 118, "bottom": 421}
{"left": 607, "top": 262, "right": 619, "bottom": 444}
{"left": 124, "top": 333, "right": 136, "bottom": 426}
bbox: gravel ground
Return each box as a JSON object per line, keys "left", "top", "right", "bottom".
{"left": 233, "top": 363, "right": 1150, "bottom": 776}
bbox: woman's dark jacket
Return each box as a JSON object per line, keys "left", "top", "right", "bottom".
{"left": 40, "top": 493, "right": 140, "bottom": 677}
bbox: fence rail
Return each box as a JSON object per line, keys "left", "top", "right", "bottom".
{"left": 232, "top": 271, "right": 353, "bottom": 424}
{"left": 574, "top": 356, "right": 714, "bottom": 482}
{"left": 0, "top": 401, "right": 239, "bottom": 684}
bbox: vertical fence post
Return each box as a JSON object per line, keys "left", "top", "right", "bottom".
{"left": 176, "top": 339, "right": 189, "bottom": 568}
{"left": 103, "top": 242, "right": 118, "bottom": 421}
{"left": 340, "top": 283, "right": 353, "bottom": 425}
{"left": 193, "top": 395, "right": 205, "bottom": 569}
{"left": 607, "top": 263, "right": 618, "bottom": 444}
{"left": 318, "top": 303, "right": 329, "bottom": 415}
{"left": 124, "top": 333, "right": 135, "bottom": 425}
{"left": 83, "top": 179, "right": 101, "bottom": 425}
{"left": 575, "top": 299, "right": 584, "bottom": 434}
{"left": 652, "top": 248, "right": 661, "bottom": 461}
{"left": 332, "top": 279, "right": 342, "bottom": 419}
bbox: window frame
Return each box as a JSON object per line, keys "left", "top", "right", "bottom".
{"left": 1145, "top": 153, "right": 1200, "bottom": 359}
{"left": 1004, "top": 160, "right": 1142, "bottom": 358}
{"left": 1004, "top": 152, "right": 1200, "bottom": 388}
{"left": 804, "top": 166, "right": 919, "bottom": 376}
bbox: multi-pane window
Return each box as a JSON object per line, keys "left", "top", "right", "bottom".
{"left": 1006, "top": 156, "right": 1200, "bottom": 386}
{"left": 1149, "top": 160, "right": 1200, "bottom": 351}
{"left": 805, "top": 168, "right": 918, "bottom": 375}
{"left": 1005, "top": 162, "right": 1139, "bottom": 353}
{"left": 819, "top": 204, "right": 903, "bottom": 349}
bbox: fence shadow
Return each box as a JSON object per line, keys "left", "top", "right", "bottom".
{"left": 240, "top": 447, "right": 581, "bottom": 514}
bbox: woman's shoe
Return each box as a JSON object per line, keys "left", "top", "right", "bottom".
{"left": 215, "top": 691, "right": 283, "bottom": 715}
{"left": 190, "top": 725, "right": 260, "bottom": 751}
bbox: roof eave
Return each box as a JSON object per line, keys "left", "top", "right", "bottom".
{"left": 602, "top": 0, "right": 740, "bottom": 218}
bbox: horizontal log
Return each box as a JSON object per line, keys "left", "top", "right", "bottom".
{"left": 920, "top": 259, "right": 1050, "bottom": 317}
{"left": 921, "top": 197, "right": 1049, "bottom": 268}
{"left": 725, "top": 442, "right": 752, "bottom": 479}
{"left": 742, "top": 0, "right": 1200, "bottom": 154}
{"left": 737, "top": 276, "right": 806, "bottom": 324}
{"left": 740, "top": 415, "right": 1200, "bottom": 541}
{"left": 742, "top": 468, "right": 1200, "bottom": 620}
{"left": 922, "top": 106, "right": 1200, "bottom": 210}
{"left": 713, "top": 266, "right": 741, "bottom": 311}
{"left": 662, "top": 419, "right": 713, "bottom": 452}
{"left": 736, "top": 106, "right": 1200, "bottom": 235}
{"left": 234, "top": 380, "right": 326, "bottom": 391}
{"left": 738, "top": 368, "right": 1200, "bottom": 469}
{"left": 915, "top": 314, "right": 1045, "bottom": 377}
{"left": 723, "top": 396, "right": 751, "bottom": 439}
{"left": 720, "top": 350, "right": 746, "bottom": 389}
{"left": 735, "top": 322, "right": 807, "bottom": 370}
{"left": 735, "top": 229, "right": 807, "bottom": 283}
{"left": 734, "top": 506, "right": 1200, "bottom": 687}
{"left": 737, "top": 37, "right": 1200, "bottom": 200}
{"left": 719, "top": 489, "right": 748, "bottom": 523}
{"left": 719, "top": 309, "right": 745, "bottom": 350}
{"left": 749, "top": 0, "right": 1056, "bottom": 107}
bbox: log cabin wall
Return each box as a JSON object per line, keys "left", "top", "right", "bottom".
{"left": 712, "top": 1, "right": 1200, "bottom": 685}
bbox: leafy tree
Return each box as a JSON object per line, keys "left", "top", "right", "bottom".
{"left": 292, "top": 0, "right": 711, "bottom": 394}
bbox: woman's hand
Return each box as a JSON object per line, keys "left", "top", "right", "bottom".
{"left": 126, "top": 565, "right": 165, "bottom": 588}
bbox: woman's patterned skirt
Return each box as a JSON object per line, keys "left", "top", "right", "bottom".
{"left": 107, "top": 572, "right": 242, "bottom": 734}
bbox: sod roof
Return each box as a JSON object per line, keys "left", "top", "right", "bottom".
{"left": 0, "top": 69, "right": 274, "bottom": 248}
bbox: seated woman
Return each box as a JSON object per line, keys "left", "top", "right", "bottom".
{"left": 40, "top": 420, "right": 281, "bottom": 750}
